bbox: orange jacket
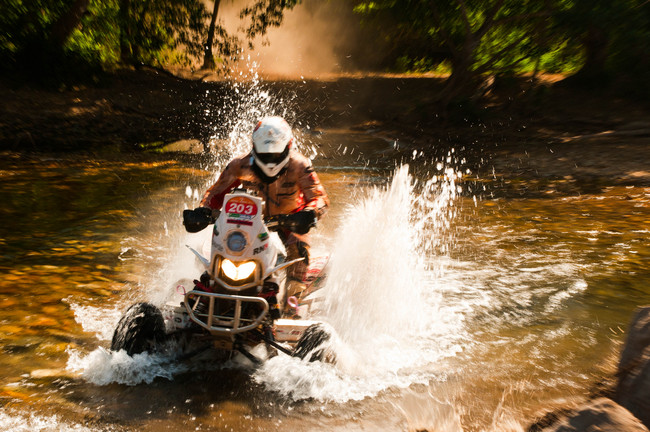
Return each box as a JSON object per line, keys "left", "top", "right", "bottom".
{"left": 200, "top": 151, "right": 329, "bottom": 219}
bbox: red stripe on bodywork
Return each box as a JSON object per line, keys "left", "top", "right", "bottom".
{"left": 227, "top": 219, "right": 253, "bottom": 226}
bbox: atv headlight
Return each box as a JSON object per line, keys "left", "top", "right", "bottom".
{"left": 226, "top": 231, "right": 247, "bottom": 253}
{"left": 221, "top": 259, "right": 257, "bottom": 281}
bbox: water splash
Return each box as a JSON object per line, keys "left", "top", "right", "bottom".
{"left": 66, "top": 347, "right": 188, "bottom": 386}
{"left": 68, "top": 58, "right": 308, "bottom": 384}
{"left": 66, "top": 301, "right": 124, "bottom": 341}
{"left": 326, "top": 163, "right": 465, "bottom": 342}
{"left": 203, "top": 56, "right": 318, "bottom": 167}
{"left": 393, "top": 389, "right": 463, "bottom": 432}
{"left": 0, "top": 409, "right": 110, "bottom": 432}
{"left": 322, "top": 165, "right": 430, "bottom": 341}
{"left": 253, "top": 163, "right": 469, "bottom": 401}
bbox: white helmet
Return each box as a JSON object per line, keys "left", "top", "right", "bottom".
{"left": 251, "top": 116, "right": 293, "bottom": 179}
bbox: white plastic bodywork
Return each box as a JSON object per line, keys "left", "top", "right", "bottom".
{"left": 181, "top": 191, "right": 286, "bottom": 337}
{"left": 274, "top": 319, "right": 319, "bottom": 342}
{"left": 209, "top": 193, "right": 281, "bottom": 279}
{"left": 175, "top": 190, "right": 328, "bottom": 345}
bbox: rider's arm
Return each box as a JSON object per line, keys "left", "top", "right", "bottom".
{"left": 296, "top": 159, "right": 329, "bottom": 219}
{"left": 200, "top": 158, "right": 242, "bottom": 211}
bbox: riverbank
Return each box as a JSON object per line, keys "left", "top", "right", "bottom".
{"left": 2, "top": 68, "right": 650, "bottom": 192}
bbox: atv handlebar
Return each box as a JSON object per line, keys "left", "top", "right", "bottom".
{"left": 267, "top": 209, "right": 317, "bottom": 235}
{"left": 183, "top": 207, "right": 316, "bottom": 235}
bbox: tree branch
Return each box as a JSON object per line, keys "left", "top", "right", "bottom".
{"left": 475, "top": 0, "right": 505, "bottom": 40}
{"left": 493, "top": 11, "right": 551, "bottom": 27}
{"left": 455, "top": 0, "right": 473, "bottom": 35}
{"left": 429, "top": 1, "right": 462, "bottom": 56}
{"left": 50, "top": 0, "right": 90, "bottom": 47}
{"left": 473, "top": 32, "right": 530, "bottom": 75}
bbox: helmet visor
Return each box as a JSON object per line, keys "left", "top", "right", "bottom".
{"left": 254, "top": 146, "right": 289, "bottom": 165}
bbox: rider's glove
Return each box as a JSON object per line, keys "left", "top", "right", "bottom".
{"left": 282, "top": 209, "right": 317, "bottom": 235}
{"left": 183, "top": 207, "right": 214, "bottom": 233}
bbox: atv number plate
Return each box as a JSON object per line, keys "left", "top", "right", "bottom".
{"left": 225, "top": 196, "right": 258, "bottom": 223}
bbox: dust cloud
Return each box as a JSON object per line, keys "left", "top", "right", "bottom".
{"left": 217, "top": 0, "right": 379, "bottom": 78}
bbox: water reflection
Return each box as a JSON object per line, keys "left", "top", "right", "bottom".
{"left": 0, "top": 150, "right": 648, "bottom": 431}
{"left": 0, "top": 154, "right": 210, "bottom": 386}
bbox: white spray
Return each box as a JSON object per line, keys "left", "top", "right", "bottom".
{"left": 68, "top": 59, "right": 468, "bottom": 395}
{"left": 253, "top": 163, "right": 468, "bottom": 402}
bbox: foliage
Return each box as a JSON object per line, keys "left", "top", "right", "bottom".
{"left": 608, "top": 1, "right": 650, "bottom": 96}
{"left": 0, "top": 0, "right": 65, "bottom": 61}
{"left": 352, "top": 0, "right": 443, "bottom": 70}
{"left": 2, "top": 0, "right": 649, "bottom": 100}
{"left": 0, "top": 0, "right": 301, "bottom": 83}
{"left": 119, "top": 0, "right": 209, "bottom": 66}
{"left": 240, "top": 0, "right": 301, "bottom": 45}
{"left": 553, "top": 0, "right": 650, "bottom": 95}
{"left": 350, "top": 0, "right": 650, "bottom": 102}
{"left": 0, "top": 0, "right": 102, "bottom": 86}
{"left": 0, "top": 0, "right": 209, "bottom": 85}
{"left": 353, "top": 0, "right": 562, "bottom": 74}
{"left": 66, "top": 0, "right": 121, "bottom": 67}
{"left": 352, "top": 0, "right": 559, "bottom": 101}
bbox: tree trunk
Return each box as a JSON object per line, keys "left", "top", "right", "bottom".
{"left": 440, "top": 40, "right": 478, "bottom": 106}
{"left": 119, "top": 0, "right": 132, "bottom": 64}
{"left": 202, "top": 0, "right": 222, "bottom": 70}
{"left": 50, "top": 0, "right": 90, "bottom": 48}
{"left": 577, "top": 26, "right": 609, "bottom": 83}
{"left": 563, "top": 25, "right": 609, "bottom": 88}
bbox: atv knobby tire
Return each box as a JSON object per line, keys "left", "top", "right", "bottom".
{"left": 111, "top": 302, "right": 166, "bottom": 356}
{"left": 293, "top": 323, "right": 333, "bottom": 362}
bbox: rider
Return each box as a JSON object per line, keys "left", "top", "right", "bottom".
{"left": 198, "top": 116, "right": 329, "bottom": 300}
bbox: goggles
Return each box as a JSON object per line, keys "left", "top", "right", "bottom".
{"left": 253, "top": 146, "right": 289, "bottom": 165}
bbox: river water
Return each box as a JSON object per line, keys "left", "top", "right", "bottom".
{"left": 1, "top": 80, "right": 650, "bottom": 431}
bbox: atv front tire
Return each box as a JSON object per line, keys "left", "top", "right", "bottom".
{"left": 111, "top": 302, "right": 166, "bottom": 356}
{"left": 293, "top": 323, "right": 334, "bottom": 362}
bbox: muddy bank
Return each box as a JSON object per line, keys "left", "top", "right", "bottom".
{"left": 1, "top": 68, "right": 650, "bottom": 190}
{"left": 0, "top": 69, "right": 228, "bottom": 153}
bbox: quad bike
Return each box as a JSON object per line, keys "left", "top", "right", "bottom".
{"left": 111, "top": 189, "right": 333, "bottom": 365}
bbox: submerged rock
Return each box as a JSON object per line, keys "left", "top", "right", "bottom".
{"left": 540, "top": 398, "right": 648, "bottom": 432}
{"left": 531, "top": 306, "right": 650, "bottom": 432}
{"left": 615, "top": 306, "right": 650, "bottom": 427}
{"left": 160, "top": 139, "right": 203, "bottom": 153}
